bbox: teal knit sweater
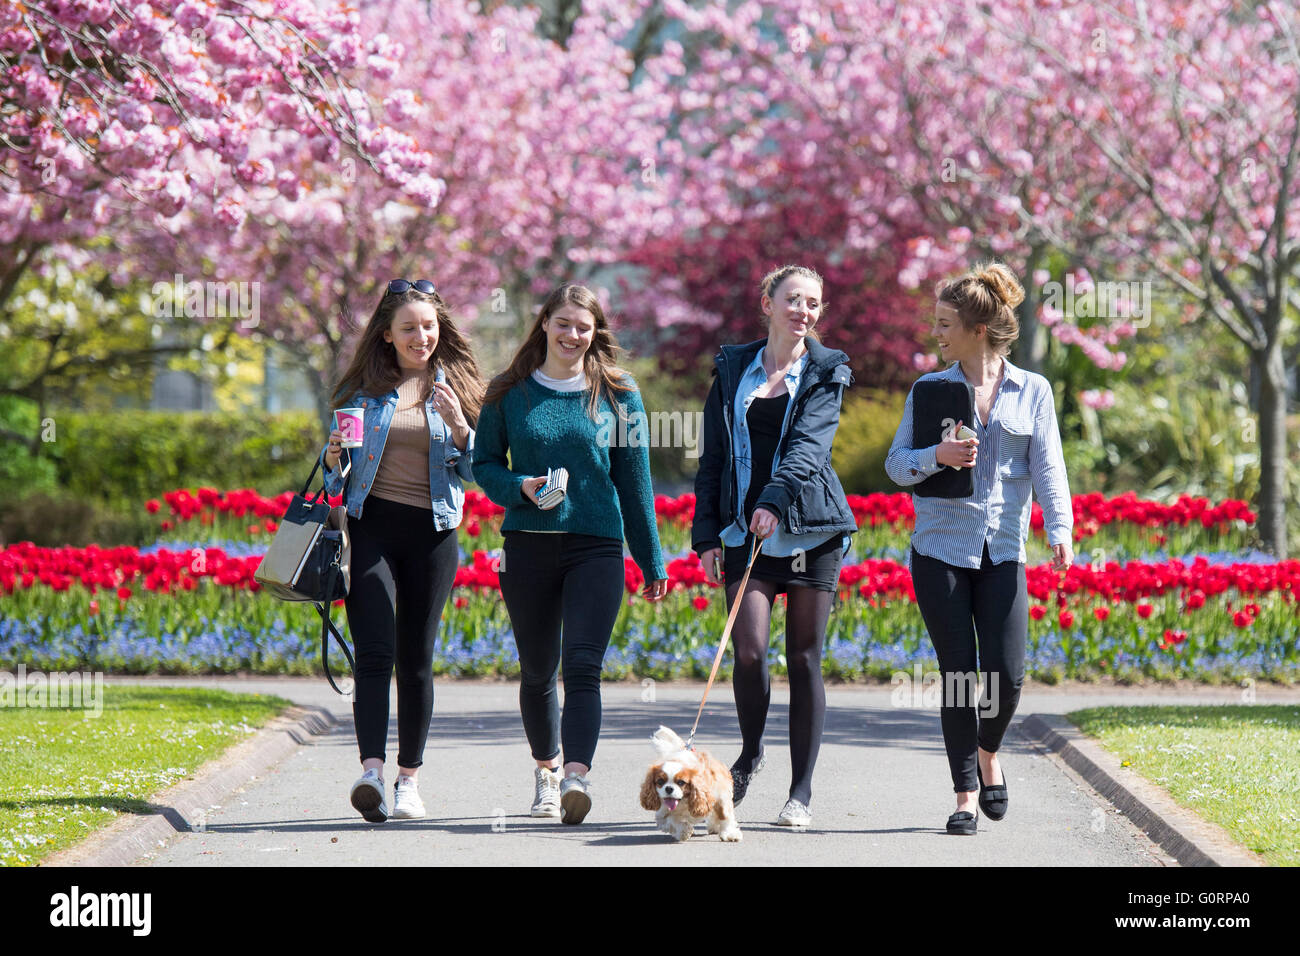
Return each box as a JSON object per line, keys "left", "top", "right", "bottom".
{"left": 472, "top": 376, "right": 667, "bottom": 582}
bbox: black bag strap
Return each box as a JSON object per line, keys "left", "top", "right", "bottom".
{"left": 314, "top": 560, "right": 355, "bottom": 696}
{"left": 303, "top": 450, "right": 351, "bottom": 506}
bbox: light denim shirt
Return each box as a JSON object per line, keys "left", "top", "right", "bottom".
{"left": 884, "top": 358, "right": 1072, "bottom": 569}
{"left": 722, "top": 348, "right": 836, "bottom": 558}
{"left": 319, "top": 365, "right": 475, "bottom": 531}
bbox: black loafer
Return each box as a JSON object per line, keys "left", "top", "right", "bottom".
{"left": 730, "top": 751, "right": 766, "bottom": 807}
{"left": 946, "top": 810, "right": 977, "bottom": 835}
{"left": 977, "top": 764, "right": 1008, "bottom": 821}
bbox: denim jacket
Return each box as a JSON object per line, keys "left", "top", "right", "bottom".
{"left": 319, "top": 365, "right": 476, "bottom": 531}
{"left": 692, "top": 337, "right": 857, "bottom": 559}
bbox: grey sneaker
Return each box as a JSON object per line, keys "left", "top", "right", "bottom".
{"left": 730, "top": 751, "right": 766, "bottom": 806}
{"left": 776, "top": 798, "right": 812, "bottom": 827}
{"left": 390, "top": 775, "right": 425, "bottom": 819}
{"left": 531, "top": 767, "right": 562, "bottom": 818}
{"left": 559, "top": 773, "right": 592, "bottom": 825}
{"left": 350, "top": 769, "right": 388, "bottom": 823}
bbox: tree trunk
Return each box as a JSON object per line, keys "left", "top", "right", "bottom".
{"left": 1255, "top": 337, "right": 1289, "bottom": 558}
{"left": 1247, "top": 350, "right": 1263, "bottom": 413}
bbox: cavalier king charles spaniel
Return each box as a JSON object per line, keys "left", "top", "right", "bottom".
{"left": 639, "top": 726, "right": 742, "bottom": 842}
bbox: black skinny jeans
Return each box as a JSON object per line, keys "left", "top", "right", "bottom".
{"left": 910, "top": 541, "right": 1027, "bottom": 793}
{"left": 345, "top": 495, "right": 459, "bottom": 769}
{"left": 498, "top": 531, "right": 625, "bottom": 771}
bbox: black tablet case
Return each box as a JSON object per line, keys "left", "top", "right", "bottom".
{"left": 912, "top": 379, "right": 976, "bottom": 498}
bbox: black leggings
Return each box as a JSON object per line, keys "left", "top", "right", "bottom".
{"left": 498, "top": 531, "right": 625, "bottom": 771}
{"left": 727, "top": 578, "right": 833, "bottom": 806}
{"left": 909, "top": 542, "right": 1027, "bottom": 792}
{"left": 345, "top": 495, "right": 459, "bottom": 769}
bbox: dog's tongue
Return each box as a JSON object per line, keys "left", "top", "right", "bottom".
{"left": 664, "top": 797, "right": 679, "bottom": 811}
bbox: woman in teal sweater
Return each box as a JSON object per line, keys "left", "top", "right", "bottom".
{"left": 473, "top": 283, "right": 668, "bottom": 825}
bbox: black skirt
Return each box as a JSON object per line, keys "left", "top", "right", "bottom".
{"left": 723, "top": 531, "right": 843, "bottom": 593}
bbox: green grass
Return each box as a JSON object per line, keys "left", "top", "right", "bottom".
{"left": 1067, "top": 705, "right": 1300, "bottom": 866}
{"left": 0, "top": 685, "right": 291, "bottom": 866}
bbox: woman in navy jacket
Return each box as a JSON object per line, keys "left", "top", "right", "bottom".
{"left": 320, "top": 279, "right": 484, "bottom": 824}
{"left": 692, "top": 264, "right": 857, "bottom": 828}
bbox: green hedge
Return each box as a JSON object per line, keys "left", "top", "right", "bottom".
{"left": 28, "top": 410, "right": 324, "bottom": 508}
{"left": 832, "top": 389, "right": 907, "bottom": 494}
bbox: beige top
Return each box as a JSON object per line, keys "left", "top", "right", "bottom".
{"left": 369, "top": 373, "right": 432, "bottom": 509}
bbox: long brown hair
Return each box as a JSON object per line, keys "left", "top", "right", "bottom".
{"left": 330, "top": 286, "right": 485, "bottom": 427}
{"left": 483, "top": 283, "right": 633, "bottom": 421}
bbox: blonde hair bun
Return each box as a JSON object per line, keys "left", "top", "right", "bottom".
{"left": 977, "top": 263, "right": 1025, "bottom": 310}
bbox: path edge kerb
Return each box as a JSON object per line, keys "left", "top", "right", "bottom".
{"left": 1020, "top": 713, "right": 1263, "bottom": 868}
{"left": 41, "top": 704, "right": 337, "bottom": 868}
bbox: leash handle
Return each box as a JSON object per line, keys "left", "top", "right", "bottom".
{"left": 687, "top": 536, "right": 761, "bottom": 747}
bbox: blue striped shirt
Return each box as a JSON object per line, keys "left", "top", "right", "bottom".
{"left": 884, "top": 358, "right": 1072, "bottom": 569}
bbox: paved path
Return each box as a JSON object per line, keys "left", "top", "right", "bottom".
{"left": 106, "top": 677, "right": 1299, "bottom": 867}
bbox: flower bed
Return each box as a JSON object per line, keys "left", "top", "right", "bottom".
{"left": 1, "top": 489, "right": 1293, "bottom": 682}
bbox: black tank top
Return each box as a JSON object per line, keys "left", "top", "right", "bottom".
{"left": 743, "top": 393, "right": 790, "bottom": 521}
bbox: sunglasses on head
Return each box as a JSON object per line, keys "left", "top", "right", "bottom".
{"left": 386, "top": 279, "right": 437, "bottom": 296}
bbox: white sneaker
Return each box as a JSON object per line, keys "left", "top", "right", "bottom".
{"left": 775, "top": 798, "right": 812, "bottom": 827}
{"left": 560, "top": 773, "right": 592, "bottom": 825}
{"left": 391, "top": 776, "right": 425, "bottom": 819}
{"left": 531, "top": 766, "right": 562, "bottom": 818}
{"left": 350, "top": 769, "right": 388, "bottom": 823}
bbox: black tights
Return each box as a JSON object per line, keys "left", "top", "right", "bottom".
{"left": 728, "top": 578, "right": 833, "bottom": 806}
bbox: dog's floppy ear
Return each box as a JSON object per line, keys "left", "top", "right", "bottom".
{"left": 685, "top": 771, "right": 712, "bottom": 818}
{"left": 640, "top": 767, "right": 663, "bottom": 811}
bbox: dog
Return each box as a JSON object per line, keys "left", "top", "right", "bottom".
{"left": 639, "top": 726, "right": 742, "bottom": 842}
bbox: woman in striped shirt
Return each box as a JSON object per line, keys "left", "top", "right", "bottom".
{"left": 885, "top": 263, "right": 1073, "bottom": 835}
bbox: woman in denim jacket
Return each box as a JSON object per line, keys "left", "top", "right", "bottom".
{"left": 692, "top": 264, "right": 857, "bottom": 828}
{"left": 320, "top": 279, "right": 484, "bottom": 824}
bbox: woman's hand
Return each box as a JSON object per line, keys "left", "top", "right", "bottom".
{"left": 935, "top": 419, "right": 979, "bottom": 468}
{"left": 1050, "top": 542, "right": 1074, "bottom": 574}
{"left": 433, "top": 381, "right": 470, "bottom": 449}
{"left": 642, "top": 578, "right": 669, "bottom": 602}
{"left": 700, "top": 547, "right": 723, "bottom": 585}
{"left": 521, "top": 476, "right": 548, "bottom": 505}
{"left": 749, "top": 507, "right": 779, "bottom": 539}
{"left": 324, "top": 428, "right": 344, "bottom": 470}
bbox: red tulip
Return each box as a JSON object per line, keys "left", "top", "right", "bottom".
{"left": 1233, "top": 610, "right": 1252, "bottom": 628}
{"left": 1136, "top": 604, "right": 1154, "bottom": 619}
{"left": 692, "top": 596, "right": 710, "bottom": 611}
{"left": 1059, "top": 610, "right": 1075, "bottom": 628}
{"left": 116, "top": 586, "right": 132, "bottom": 601}
{"left": 1030, "top": 605, "right": 1047, "bottom": 621}
{"left": 1093, "top": 607, "right": 1110, "bottom": 621}
{"left": 88, "top": 599, "right": 99, "bottom": 615}
{"left": 454, "top": 596, "right": 468, "bottom": 609}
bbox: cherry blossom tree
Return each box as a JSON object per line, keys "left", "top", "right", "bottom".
{"left": 0, "top": 0, "right": 440, "bottom": 310}
{"left": 618, "top": 0, "right": 1296, "bottom": 553}
{"left": 104, "top": 0, "right": 676, "bottom": 417}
